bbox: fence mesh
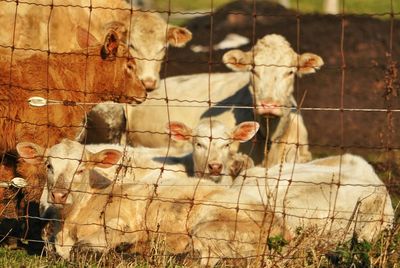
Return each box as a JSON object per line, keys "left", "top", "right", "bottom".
{"left": 0, "top": 0, "right": 399, "bottom": 266}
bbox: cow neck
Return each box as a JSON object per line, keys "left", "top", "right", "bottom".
{"left": 256, "top": 110, "right": 291, "bottom": 147}
{"left": 62, "top": 181, "right": 102, "bottom": 218}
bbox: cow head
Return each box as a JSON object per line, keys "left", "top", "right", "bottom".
{"left": 16, "top": 140, "right": 122, "bottom": 208}
{"left": 127, "top": 13, "right": 192, "bottom": 91}
{"left": 167, "top": 120, "right": 259, "bottom": 183}
{"left": 223, "top": 34, "right": 323, "bottom": 118}
{"left": 76, "top": 25, "right": 147, "bottom": 104}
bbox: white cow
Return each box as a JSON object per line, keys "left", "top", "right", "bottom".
{"left": 124, "top": 34, "right": 323, "bottom": 167}
{"left": 16, "top": 139, "right": 289, "bottom": 267}
{"left": 233, "top": 154, "right": 394, "bottom": 242}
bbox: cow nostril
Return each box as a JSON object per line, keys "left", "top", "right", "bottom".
{"left": 208, "top": 163, "right": 223, "bottom": 173}
{"left": 141, "top": 79, "right": 156, "bottom": 91}
{"left": 60, "top": 192, "right": 68, "bottom": 202}
{"left": 216, "top": 164, "right": 222, "bottom": 172}
{"left": 208, "top": 164, "right": 213, "bottom": 171}
{"left": 51, "top": 192, "right": 56, "bottom": 202}
{"left": 51, "top": 190, "right": 68, "bottom": 204}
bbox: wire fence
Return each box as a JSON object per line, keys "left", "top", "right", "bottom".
{"left": 0, "top": 0, "right": 399, "bottom": 266}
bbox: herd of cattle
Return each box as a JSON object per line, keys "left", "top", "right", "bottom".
{"left": 0, "top": 0, "right": 395, "bottom": 266}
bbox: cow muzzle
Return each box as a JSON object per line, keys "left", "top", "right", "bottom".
{"left": 141, "top": 78, "right": 158, "bottom": 92}
{"left": 50, "top": 189, "right": 69, "bottom": 205}
{"left": 208, "top": 162, "right": 223, "bottom": 176}
{"left": 256, "top": 101, "right": 283, "bottom": 117}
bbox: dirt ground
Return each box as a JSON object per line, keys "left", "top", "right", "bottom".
{"left": 164, "top": 0, "right": 400, "bottom": 197}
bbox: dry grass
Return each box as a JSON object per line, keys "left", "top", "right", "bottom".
{"left": 1, "top": 218, "right": 399, "bottom": 267}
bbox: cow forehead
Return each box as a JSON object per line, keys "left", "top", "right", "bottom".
{"left": 253, "top": 35, "right": 297, "bottom": 68}
{"left": 49, "top": 159, "right": 80, "bottom": 185}
{"left": 195, "top": 121, "right": 231, "bottom": 141}
{"left": 47, "top": 140, "right": 85, "bottom": 170}
{"left": 130, "top": 14, "right": 167, "bottom": 48}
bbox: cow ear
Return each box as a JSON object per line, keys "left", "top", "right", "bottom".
{"left": 223, "top": 49, "right": 253, "bottom": 72}
{"left": 167, "top": 26, "right": 192, "bottom": 47}
{"left": 89, "top": 170, "right": 113, "bottom": 189}
{"left": 104, "top": 21, "right": 128, "bottom": 43}
{"left": 231, "top": 121, "right": 260, "bottom": 143}
{"left": 90, "top": 149, "right": 122, "bottom": 169}
{"left": 297, "top": 53, "right": 324, "bottom": 76}
{"left": 101, "top": 30, "right": 120, "bottom": 59}
{"left": 166, "top": 121, "right": 193, "bottom": 141}
{"left": 76, "top": 26, "right": 100, "bottom": 49}
{"left": 16, "top": 142, "right": 46, "bottom": 164}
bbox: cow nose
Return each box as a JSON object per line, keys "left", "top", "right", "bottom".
{"left": 51, "top": 190, "right": 68, "bottom": 204}
{"left": 141, "top": 78, "right": 157, "bottom": 91}
{"left": 208, "top": 163, "right": 223, "bottom": 175}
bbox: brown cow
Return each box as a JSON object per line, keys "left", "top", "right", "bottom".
{"left": 0, "top": 27, "right": 146, "bottom": 201}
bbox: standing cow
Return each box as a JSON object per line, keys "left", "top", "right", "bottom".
{"left": 0, "top": 27, "right": 146, "bottom": 217}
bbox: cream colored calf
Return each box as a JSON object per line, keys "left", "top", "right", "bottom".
{"left": 233, "top": 154, "right": 394, "bottom": 242}
{"left": 125, "top": 34, "right": 322, "bottom": 166}
{"left": 167, "top": 119, "right": 258, "bottom": 184}
{"left": 37, "top": 119, "right": 257, "bottom": 217}
{"left": 17, "top": 140, "right": 288, "bottom": 267}
{"left": 32, "top": 142, "right": 187, "bottom": 216}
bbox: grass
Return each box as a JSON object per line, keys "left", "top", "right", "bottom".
{"left": 1, "top": 225, "right": 399, "bottom": 267}
{"left": 150, "top": 0, "right": 400, "bottom": 14}
{"left": 0, "top": 246, "right": 64, "bottom": 268}
{"left": 0, "top": 246, "right": 182, "bottom": 267}
{"left": 148, "top": 0, "right": 400, "bottom": 25}
{"left": 151, "top": 0, "right": 231, "bottom": 12}
{"left": 289, "top": 0, "right": 400, "bottom": 15}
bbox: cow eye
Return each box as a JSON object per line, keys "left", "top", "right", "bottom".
{"left": 75, "top": 169, "right": 84, "bottom": 175}
{"left": 126, "top": 62, "right": 135, "bottom": 72}
{"left": 46, "top": 161, "right": 53, "bottom": 172}
{"left": 195, "top": 143, "right": 202, "bottom": 148}
{"left": 225, "top": 143, "right": 230, "bottom": 148}
{"left": 286, "top": 70, "right": 294, "bottom": 76}
{"left": 129, "top": 44, "right": 136, "bottom": 51}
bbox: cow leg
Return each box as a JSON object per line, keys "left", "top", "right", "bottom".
{"left": 55, "top": 229, "right": 75, "bottom": 260}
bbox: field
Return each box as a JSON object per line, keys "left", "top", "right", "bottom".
{"left": 1, "top": 0, "right": 400, "bottom": 267}
{"left": 151, "top": 0, "right": 400, "bottom": 15}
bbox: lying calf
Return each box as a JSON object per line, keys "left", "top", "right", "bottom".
{"left": 167, "top": 119, "right": 258, "bottom": 184}
{"left": 233, "top": 154, "right": 394, "bottom": 242}
{"left": 17, "top": 140, "right": 288, "bottom": 267}
{"left": 32, "top": 120, "right": 257, "bottom": 219}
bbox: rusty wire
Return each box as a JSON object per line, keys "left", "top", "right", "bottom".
{"left": 0, "top": 0, "right": 398, "bottom": 266}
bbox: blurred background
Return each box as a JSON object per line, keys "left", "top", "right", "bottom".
{"left": 134, "top": 0, "right": 400, "bottom": 18}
